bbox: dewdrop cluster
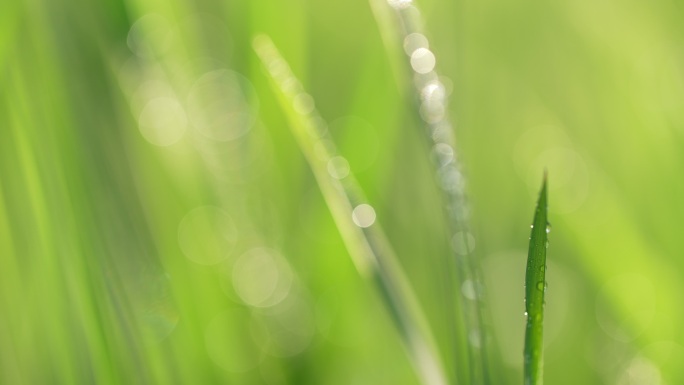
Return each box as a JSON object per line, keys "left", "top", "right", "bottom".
{"left": 389, "top": 1, "right": 487, "bottom": 362}
{"left": 253, "top": 35, "right": 377, "bottom": 229}
{"left": 394, "top": 6, "right": 469, "bottom": 226}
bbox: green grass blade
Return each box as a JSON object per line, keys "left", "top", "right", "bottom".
{"left": 368, "top": 1, "right": 495, "bottom": 384}
{"left": 524, "top": 174, "right": 549, "bottom": 385}
{"left": 253, "top": 34, "right": 448, "bottom": 385}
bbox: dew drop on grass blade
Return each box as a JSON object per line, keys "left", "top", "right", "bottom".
{"left": 524, "top": 174, "right": 548, "bottom": 385}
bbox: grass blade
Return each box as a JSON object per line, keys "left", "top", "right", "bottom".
{"left": 524, "top": 174, "right": 549, "bottom": 385}
{"left": 368, "top": 1, "right": 496, "bottom": 383}
{"left": 253, "top": 34, "right": 448, "bottom": 385}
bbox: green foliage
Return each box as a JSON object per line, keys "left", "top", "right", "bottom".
{"left": 2, "top": 0, "right": 684, "bottom": 384}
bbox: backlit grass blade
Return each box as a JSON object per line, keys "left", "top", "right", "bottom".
{"left": 253, "top": 34, "right": 448, "bottom": 385}
{"left": 369, "top": 1, "right": 495, "bottom": 383}
{"left": 524, "top": 174, "right": 549, "bottom": 385}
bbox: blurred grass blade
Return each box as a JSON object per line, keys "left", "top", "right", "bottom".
{"left": 369, "top": 1, "right": 496, "bottom": 383}
{"left": 253, "top": 34, "right": 448, "bottom": 385}
{"left": 524, "top": 175, "right": 549, "bottom": 385}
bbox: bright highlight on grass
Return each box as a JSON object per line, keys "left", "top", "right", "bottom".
{"left": 524, "top": 174, "right": 549, "bottom": 385}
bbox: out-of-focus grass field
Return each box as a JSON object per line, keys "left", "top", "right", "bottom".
{"left": 2, "top": 0, "right": 684, "bottom": 384}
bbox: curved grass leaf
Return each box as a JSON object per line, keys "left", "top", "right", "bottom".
{"left": 524, "top": 174, "right": 549, "bottom": 385}
{"left": 368, "top": 1, "right": 496, "bottom": 383}
{"left": 253, "top": 35, "right": 448, "bottom": 385}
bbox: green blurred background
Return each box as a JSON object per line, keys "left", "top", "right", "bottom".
{"left": 2, "top": 0, "right": 684, "bottom": 384}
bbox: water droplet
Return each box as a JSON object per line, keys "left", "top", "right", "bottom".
{"left": 327, "top": 156, "right": 350, "bottom": 179}
{"left": 281, "top": 77, "right": 303, "bottom": 97}
{"left": 530, "top": 224, "right": 534, "bottom": 229}
{"left": 293, "top": 93, "right": 315, "bottom": 115}
{"left": 421, "top": 80, "right": 446, "bottom": 102}
{"left": 410, "top": 48, "right": 436, "bottom": 74}
{"left": 351, "top": 204, "right": 376, "bottom": 228}
{"left": 546, "top": 222, "right": 552, "bottom": 234}
{"left": 232, "top": 248, "right": 293, "bottom": 308}
{"left": 388, "top": 0, "right": 413, "bottom": 9}
{"left": 438, "top": 167, "right": 464, "bottom": 192}
{"left": 536, "top": 281, "right": 545, "bottom": 291}
{"left": 138, "top": 97, "right": 187, "bottom": 146}
{"left": 419, "top": 100, "right": 445, "bottom": 123}
{"left": 539, "top": 265, "right": 545, "bottom": 273}
{"left": 430, "top": 143, "right": 454, "bottom": 167}
{"left": 403, "top": 32, "right": 428, "bottom": 56}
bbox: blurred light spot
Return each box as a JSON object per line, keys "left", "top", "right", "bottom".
{"left": 187, "top": 69, "right": 258, "bottom": 141}
{"left": 421, "top": 80, "right": 446, "bottom": 102}
{"left": 642, "top": 341, "right": 684, "bottom": 381}
{"left": 617, "top": 356, "right": 661, "bottom": 385}
{"left": 461, "top": 279, "right": 477, "bottom": 300}
{"left": 388, "top": 0, "right": 413, "bottom": 9}
{"left": 446, "top": 201, "right": 471, "bottom": 223}
{"left": 130, "top": 80, "right": 175, "bottom": 115}
{"left": 309, "top": 116, "right": 329, "bottom": 138}
{"left": 327, "top": 156, "right": 350, "bottom": 179}
{"left": 257, "top": 296, "right": 316, "bottom": 357}
{"left": 451, "top": 231, "right": 475, "bottom": 255}
{"left": 232, "top": 248, "right": 293, "bottom": 308}
{"left": 410, "top": 48, "right": 436, "bottom": 74}
{"left": 403, "top": 33, "right": 429, "bottom": 56}
{"left": 178, "top": 206, "right": 238, "bottom": 265}
{"left": 267, "top": 58, "right": 290, "bottom": 82}
{"left": 352, "top": 204, "right": 376, "bottom": 228}
{"left": 439, "top": 76, "right": 454, "bottom": 97}
{"left": 413, "top": 71, "right": 439, "bottom": 90}
{"left": 438, "top": 167, "right": 464, "bottom": 193}
{"left": 252, "top": 35, "right": 273, "bottom": 54}
{"left": 281, "top": 77, "right": 303, "bottom": 97}
{"left": 138, "top": 97, "right": 187, "bottom": 146}
{"left": 469, "top": 330, "right": 482, "bottom": 349}
{"left": 420, "top": 101, "right": 445, "bottom": 124}
{"left": 193, "top": 123, "right": 274, "bottom": 186}
{"left": 431, "top": 122, "right": 454, "bottom": 143}
{"left": 430, "top": 143, "right": 454, "bottom": 167}
{"left": 596, "top": 274, "right": 656, "bottom": 342}
{"left": 293, "top": 93, "right": 315, "bottom": 115}
{"left": 127, "top": 14, "right": 174, "bottom": 58}
{"left": 205, "top": 309, "right": 266, "bottom": 372}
